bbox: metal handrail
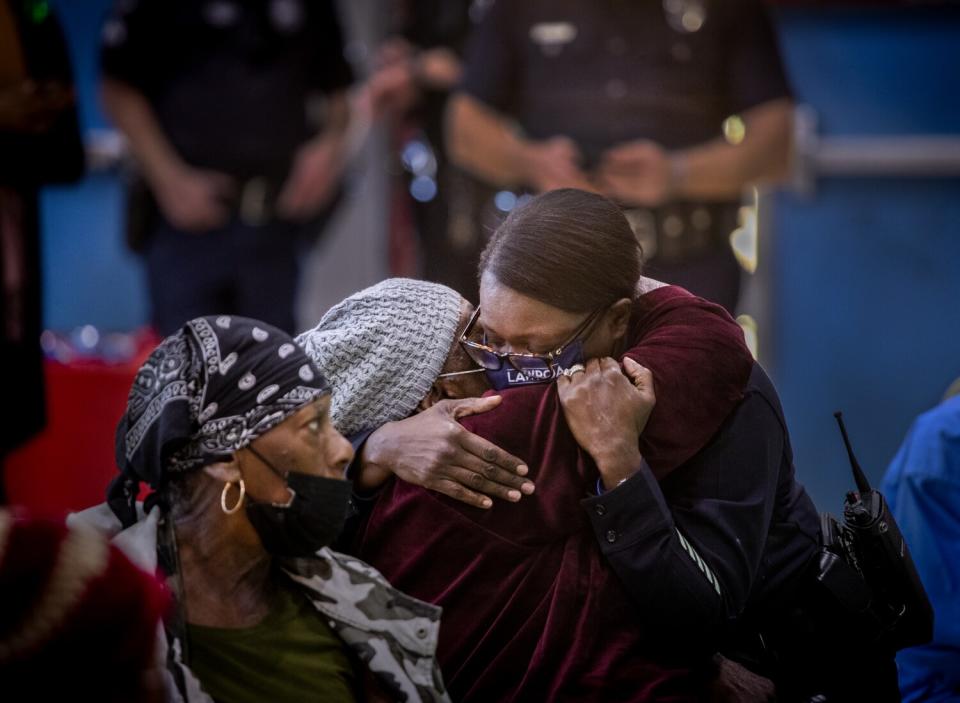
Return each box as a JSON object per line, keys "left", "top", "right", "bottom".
{"left": 792, "top": 104, "right": 960, "bottom": 194}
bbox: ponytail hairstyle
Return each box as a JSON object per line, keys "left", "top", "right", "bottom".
{"left": 479, "top": 189, "right": 642, "bottom": 313}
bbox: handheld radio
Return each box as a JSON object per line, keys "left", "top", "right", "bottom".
{"left": 816, "top": 412, "right": 934, "bottom": 651}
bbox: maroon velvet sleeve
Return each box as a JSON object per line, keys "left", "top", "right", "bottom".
{"left": 455, "top": 384, "right": 594, "bottom": 542}
{"left": 622, "top": 287, "right": 753, "bottom": 478}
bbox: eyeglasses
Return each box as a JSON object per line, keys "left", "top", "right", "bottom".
{"left": 436, "top": 367, "right": 486, "bottom": 379}
{"left": 457, "top": 306, "right": 603, "bottom": 374}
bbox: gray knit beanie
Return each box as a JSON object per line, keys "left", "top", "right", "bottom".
{"left": 296, "top": 278, "right": 464, "bottom": 436}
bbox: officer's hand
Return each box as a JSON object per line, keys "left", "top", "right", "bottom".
{"left": 596, "top": 139, "right": 674, "bottom": 207}
{"left": 375, "top": 36, "right": 415, "bottom": 69}
{"left": 557, "top": 357, "right": 655, "bottom": 489}
{"left": 708, "top": 654, "right": 776, "bottom": 703}
{"left": 367, "top": 59, "right": 419, "bottom": 119}
{"left": 277, "top": 135, "right": 345, "bottom": 221}
{"left": 622, "top": 357, "right": 657, "bottom": 443}
{"left": 358, "top": 396, "right": 534, "bottom": 509}
{"left": 367, "top": 37, "right": 419, "bottom": 119}
{"left": 522, "top": 136, "right": 598, "bottom": 194}
{"left": 416, "top": 47, "right": 462, "bottom": 90}
{"left": 153, "top": 164, "right": 234, "bottom": 232}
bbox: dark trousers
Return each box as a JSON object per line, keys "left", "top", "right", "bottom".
{"left": 145, "top": 216, "right": 305, "bottom": 336}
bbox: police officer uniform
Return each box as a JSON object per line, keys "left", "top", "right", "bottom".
{"left": 585, "top": 363, "right": 901, "bottom": 701}
{"left": 101, "top": 0, "right": 353, "bottom": 334}
{"left": 460, "top": 0, "right": 792, "bottom": 312}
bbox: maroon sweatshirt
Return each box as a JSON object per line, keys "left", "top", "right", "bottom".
{"left": 354, "top": 286, "right": 753, "bottom": 702}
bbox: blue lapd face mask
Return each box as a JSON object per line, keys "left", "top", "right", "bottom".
{"left": 484, "top": 339, "right": 586, "bottom": 391}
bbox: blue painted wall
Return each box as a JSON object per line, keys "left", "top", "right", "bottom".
{"left": 766, "top": 7, "right": 960, "bottom": 510}
{"left": 41, "top": 0, "right": 148, "bottom": 331}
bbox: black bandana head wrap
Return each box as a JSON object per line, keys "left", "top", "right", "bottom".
{"left": 109, "top": 316, "right": 331, "bottom": 527}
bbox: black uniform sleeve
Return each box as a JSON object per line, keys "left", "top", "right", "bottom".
{"left": 343, "top": 427, "right": 375, "bottom": 484}
{"left": 458, "top": 0, "right": 522, "bottom": 113}
{"left": 581, "top": 386, "right": 785, "bottom": 648}
{"left": 99, "top": 0, "right": 167, "bottom": 93}
{"left": 720, "top": 0, "right": 793, "bottom": 115}
{"left": 305, "top": 0, "right": 353, "bottom": 93}
{"left": 333, "top": 427, "right": 383, "bottom": 553}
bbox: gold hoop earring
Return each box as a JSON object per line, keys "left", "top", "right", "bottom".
{"left": 220, "top": 479, "right": 246, "bottom": 515}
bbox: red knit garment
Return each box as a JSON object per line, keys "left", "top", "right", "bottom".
{"left": 0, "top": 508, "right": 169, "bottom": 701}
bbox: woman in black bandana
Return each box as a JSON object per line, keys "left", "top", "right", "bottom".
{"left": 72, "top": 316, "right": 449, "bottom": 703}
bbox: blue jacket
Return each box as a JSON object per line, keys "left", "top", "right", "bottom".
{"left": 882, "top": 395, "right": 960, "bottom": 702}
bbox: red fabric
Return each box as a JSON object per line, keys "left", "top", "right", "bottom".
{"left": 357, "top": 287, "right": 751, "bottom": 701}
{"left": 3, "top": 331, "right": 158, "bottom": 518}
{"left": 0, "top": 510, "right": 169, "bottom": 699}
{"left": 624, "top": 286, "right": 753, "bottom": 477}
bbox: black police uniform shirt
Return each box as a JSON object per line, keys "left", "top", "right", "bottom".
{"left": 100, "top": 0, "right": 353, "bottom": 183}
{"left": 582, "top": 363, "right": 821, "bottom": 647}
{"left": 460, "top": 0, "right": 792, "bottom": 171}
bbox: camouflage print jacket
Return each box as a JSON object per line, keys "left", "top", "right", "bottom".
{"left": 69, "top": 504, "right": 450, "bottom": 703}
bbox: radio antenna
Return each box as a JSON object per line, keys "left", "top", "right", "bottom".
{"left": 834, "top": 411, "right": 872, "bottom": 493}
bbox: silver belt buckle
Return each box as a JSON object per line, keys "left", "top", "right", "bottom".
{"left": 623, "top": 208, "right": 658, "bottom": 259}
{"left": 239, "top": 177, "right": 269, "bottom": 226}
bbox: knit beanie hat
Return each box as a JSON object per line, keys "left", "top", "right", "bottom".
{"left": 296, "top": 278, "right": 464, "bottom": 436}
{"left": 0, "top": 509, "right": 169, "bottom": 698}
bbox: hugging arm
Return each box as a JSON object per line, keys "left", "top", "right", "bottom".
{"left": 348, "top": 397, "right": 532, "bottom": 509}
{"left": 581, "top": 389, "right": 785, "bottom": 647}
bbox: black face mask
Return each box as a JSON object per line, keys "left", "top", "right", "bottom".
{"left": 243, "top": 446, "right": 352, "bottom": 558}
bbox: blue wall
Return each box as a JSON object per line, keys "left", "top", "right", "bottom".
{"left": 42, "top": 0, "right": 148, "bottom": 331}
{"left": 766, "top": 7, "right": 960, "bottom": 510}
